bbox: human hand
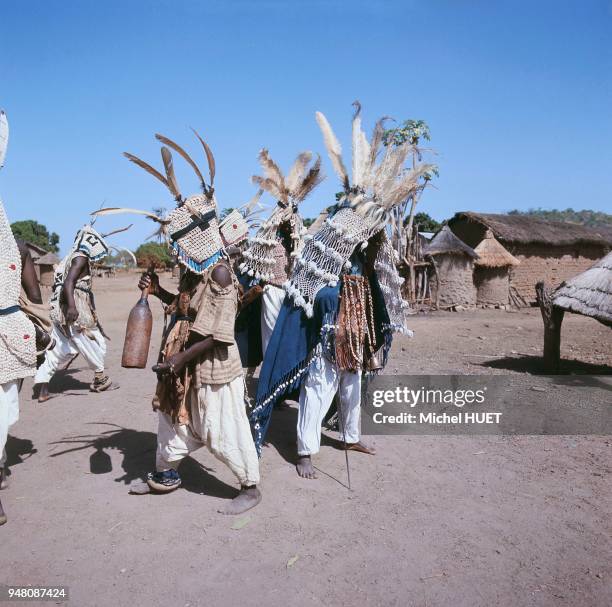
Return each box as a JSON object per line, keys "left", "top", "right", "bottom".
{"left": 139, "top": 272, "right": 160, "bottom": 295}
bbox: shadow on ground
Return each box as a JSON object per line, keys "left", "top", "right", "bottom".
{"left": 4, "top": 436, "right": 37, "bottom": 478}
{"left": 31, "top": 368, "right": 91, "bottom": 399}
{"left": 479, "top": 355, "right": 612, "bottom": 375}
{"left": 48, "top": 423, "right": 237, "bottom": 499}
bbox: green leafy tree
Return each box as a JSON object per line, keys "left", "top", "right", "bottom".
{"left": 383, "top": 119, "right": 431, "bottom": 147}
{"left": 134, "top": 242, "right": 172, "bottom": 269}
{"left": 220, "top": 207, "right": 235, "bottom": 220}
{"left": 303, "top": 217, "right": 315, "bottom": 228}
{"left": 508, "top": 207, "right": 612, "bottom": 228}
{"left": 409, "top": 212, "right": 442, "bottom": 232}
{"left": 382, "top": 119, "right": 438, "bottom": 257}
{"left": 11, "top": 220, "right": 59, "bottom": 252}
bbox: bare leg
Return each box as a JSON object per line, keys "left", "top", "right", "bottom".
{"left": 220, "top": 485, "right": 262, "bottom": 515}
{"left": 296, "top": 454, "right": 317, "bottom": 479}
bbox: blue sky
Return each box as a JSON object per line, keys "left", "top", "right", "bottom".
{"left": 1, "top": 0, "right": 611, "bottom": 254}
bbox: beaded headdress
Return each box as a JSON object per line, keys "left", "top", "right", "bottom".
{"left": 285, "top": 102, "right": 432, "bottom": 317}
{"left": 72, "top": 225, "right": 109, "bottom": 262}
{"left": 94, "top": 130, "right": 251, "bottom": 274}
{"left": 238, "top": 149, "right": 323, "bottom": 281}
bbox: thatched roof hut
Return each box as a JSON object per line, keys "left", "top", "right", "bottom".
{"left": 553, "top": 252, "right": 612, "bottom": 327}
{"left": 536, "top": 252, "right": 611, "bottom": 371}
{"left": 448, "top": 212, "right": 611, "bottom": 304}
{"left": 424, "top": 226, "right": 478, "bottom": 308}
{"left": 34, "top": 251, "right": 60, "bottom": 287}
{"left": 472, "top": 230, "right": 520, "bottom": 306}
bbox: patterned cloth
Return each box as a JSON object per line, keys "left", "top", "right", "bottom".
{"left": 0, "top": 199, "right": 36, "bottom": 385}
{"left": 49, "top": 251, "right": 98, "bottom": 330}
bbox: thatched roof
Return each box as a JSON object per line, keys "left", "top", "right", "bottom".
{"left": 424, "top": 226, "right": 478, "bottom": 258}
{"left": 23, "top": 241, "right": 48, "bottom": 260}
{"left": 553, "top": 252, "right": 612, "bottom": 326}
{"left": 473, "top": 230, "right": 520, "bottom": 268}
{"left": 35, "top": 251, "right": 60, "bottom": 266}
{"left": 307, "top": 209, "right": 329, "bottom": 234}
{"left": 449, "top": 212, "right": 611, "bottom": 247}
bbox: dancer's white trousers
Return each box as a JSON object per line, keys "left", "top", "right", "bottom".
{"left": 297, "top": 355, "right": 361, "bottom": 456}
{"left": 156, "top": 376, "right": 260, "bottom": 486}
{"left": 260, "top": 285, "right": 285, "bottom": 356}
{"left": 34, "top": 324, "right": 106, "bottom": 384}
{"left": 0, "top": 381, "right": 19, "bottom": 468}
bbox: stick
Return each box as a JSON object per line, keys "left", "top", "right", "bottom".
{"left": 335, "top": 394, "right": 351, "bottom": 490}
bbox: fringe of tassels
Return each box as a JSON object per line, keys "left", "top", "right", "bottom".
{"left": 172, "top": 242, "right": 223, "bottom": 274}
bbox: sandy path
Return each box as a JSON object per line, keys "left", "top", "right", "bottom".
{"left": 0, "top": 273, "right": 610, "bottom": 607}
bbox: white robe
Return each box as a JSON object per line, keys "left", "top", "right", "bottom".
{"left": 297, "top": 355, "right": 361, "bottom": 456}
{"left": 156, "top": 376, "right": 260, "bottom": 487}
{"left": 34, "top": 324, "right": 106, "bottom": 384}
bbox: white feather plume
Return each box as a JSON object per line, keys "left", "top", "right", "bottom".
{"left": 315, "top": 111, "right": 349, "bottom": 190}
{"left": 351, "top": 101, "right": 370, "bottom": 188}
{"left": 285, "top": 151, "right": 313, "bottom": 193}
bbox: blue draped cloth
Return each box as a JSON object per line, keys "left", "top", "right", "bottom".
{"left": 250, "top": 285, "right": 340, "bottom": 453}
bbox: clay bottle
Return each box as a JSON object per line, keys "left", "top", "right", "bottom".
{"left": 121, "top": 286, "right": 153, "bottom": 368}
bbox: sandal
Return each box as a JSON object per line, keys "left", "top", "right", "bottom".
{"left": 90, "top": 375, "right": 112, "bottom": 392}
{"left": 146, "top": 470, "right": 181, "bottom": 493}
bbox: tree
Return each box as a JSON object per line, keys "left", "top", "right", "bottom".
{"left": 303, "top": 217, "right": 315, "bottom": 228}
{"left": 11, "top": 220, "right": 59, "bottom": 253}
{"left": 410, "top": 212, "right": 442, "bottom": 233}
{"left": 382, "top": 119, "right": 438, "bottom": 258}
{"left": 220, "top": 207, "right": 235, "bottom": 220}
{"left": 134, "top": 242, "right": 173, "bottom": 269}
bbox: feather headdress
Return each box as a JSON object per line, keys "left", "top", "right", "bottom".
{"left": 316, "top": 101, "right": 433, "bottom": 233}
{"left": 284, "top": 103, "right": 430, "bottom": 318}
{"left": 239, "top": 149, "right": 324, "bottom": 281}
{"left": 94, "top": 130, "right": 251, "bottom": 274}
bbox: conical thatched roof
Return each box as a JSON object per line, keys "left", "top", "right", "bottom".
{"left": 424, "top": 225, "right": 478, "bottom": 258}
{"left": 553, "top": 252, "right": 612, "bottom": 327}
{"left": 473, "top": 230, "right": 520, "bottom": 268}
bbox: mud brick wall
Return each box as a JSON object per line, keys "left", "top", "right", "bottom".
{"left": 475, "top": 267, "right": 510, "bottom": 305}
{"left": 508, "top": 244, "right": 604, "bottom": 303}
{"left": 432, "top": 254, "right": 476, "bottom": 307}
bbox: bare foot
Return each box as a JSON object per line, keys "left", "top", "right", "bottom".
{"left": 345, "top": 441, "right": 377, "bottom": 455}
{"left": 220, "top": 486, "right": 261, "bottom": 515}
{"left": 296, "top": 455, "right": 317, "bottom": 479}
{"left": 0, "top": 497, "right": 6, "bottom": 526}
{"left": 36, "top": 383, "right": 50, "bottom": 403}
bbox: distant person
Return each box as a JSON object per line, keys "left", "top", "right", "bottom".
{"left": 34, "top": 225, "right": 113, "bottom": 402}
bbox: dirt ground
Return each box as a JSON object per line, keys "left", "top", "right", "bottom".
{"left": 0, "top": 272, "right": 610, "bottom": 607}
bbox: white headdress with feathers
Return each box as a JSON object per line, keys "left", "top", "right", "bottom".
{"left": 239, "top": 149, "right": 324, "bottom": 281}
{"left": 285, "top": 103, "right": 430, "bottom": 319}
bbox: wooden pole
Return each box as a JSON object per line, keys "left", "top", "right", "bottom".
{"left": 535, "top": 281, "right": 564, "bottom": 372}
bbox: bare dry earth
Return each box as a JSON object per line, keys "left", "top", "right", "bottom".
{"left": 0, "top": 272, "right": 610, "bottom": 607}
